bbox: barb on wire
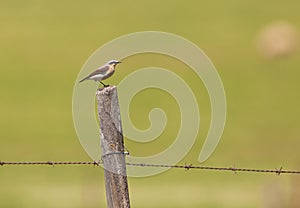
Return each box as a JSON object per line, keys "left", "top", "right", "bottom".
{"left": 0, "top": 161, "right": 300, "bottom": 175}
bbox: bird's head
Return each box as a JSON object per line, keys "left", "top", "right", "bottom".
{"left": 107, "top": 60, "right": 122, "bottom": 66}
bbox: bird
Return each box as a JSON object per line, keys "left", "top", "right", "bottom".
{"left": 79, "top": 60, "right": 121, "bottom": 87}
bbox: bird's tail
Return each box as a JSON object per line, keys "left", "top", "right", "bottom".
{"left": 79, "top": 77, "right": 87, "bottom": 83}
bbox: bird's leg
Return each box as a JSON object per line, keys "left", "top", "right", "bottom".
{"left": 100, "top": 81, "right": 109, "bottom": 87}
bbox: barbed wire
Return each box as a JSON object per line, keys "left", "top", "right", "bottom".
{"left": 1, "top": 160, "right": 300, "bottom": 175}
{"left": 126, "top": 163, "right": 300, "bottom": 175}
{"left": 0, "top": 161, "right": 101, "bottom": 166}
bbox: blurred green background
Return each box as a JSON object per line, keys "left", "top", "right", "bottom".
{"left": 1, "top": 0, "right": 300, "bottom": 207}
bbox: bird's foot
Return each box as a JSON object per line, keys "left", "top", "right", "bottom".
{"left": 97, "top": 84, "right": 110, "bottom": 90}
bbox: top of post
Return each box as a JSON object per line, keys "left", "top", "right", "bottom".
{"left": 96, "top": 85, "right": 117, "bottom": 95}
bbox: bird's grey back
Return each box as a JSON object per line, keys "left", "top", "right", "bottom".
{"left": 88, "top": 65, "right": 110, "bottom": 77}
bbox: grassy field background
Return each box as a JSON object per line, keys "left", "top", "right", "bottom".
{"left": 1, "top": 0, "right": 300, "bottom": 207}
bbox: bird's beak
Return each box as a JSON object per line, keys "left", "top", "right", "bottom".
{"left": 117, "top": 61, "right": 122, "bottom": 64}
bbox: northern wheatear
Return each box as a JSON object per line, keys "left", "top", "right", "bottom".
{"left": 79, "top": 60, "right": 121, "bottom": 87}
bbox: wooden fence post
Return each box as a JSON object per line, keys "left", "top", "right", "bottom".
{"left": 96, "top": 86, "right": 130, "bottom": 208}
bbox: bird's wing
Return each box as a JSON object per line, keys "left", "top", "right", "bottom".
{"left": 79, "top": 65, "right": 110, "bottom": 82}
{"left": 88, "top": 65, "right": 110, "bottom": 77}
